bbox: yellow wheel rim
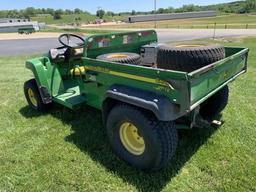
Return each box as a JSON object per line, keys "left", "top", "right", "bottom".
{"left": 175, "top": 44, "right": 204, "bottom": 48}
{"left": 107, "top": 54, "right": 128, "bottom": 59}
{"left": 28, "top": 88, "right": 38, "bottom": 107}
{"left": 119, "top": 122, "right": 145, "bottom": 155}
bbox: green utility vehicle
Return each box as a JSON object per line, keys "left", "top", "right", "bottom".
{"left": 24, "top": 30, "right": 248, "bottom": 171}
{"left": 18, "top": 27, "right": 35, "bottom": 34}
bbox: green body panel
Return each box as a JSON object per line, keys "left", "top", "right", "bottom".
{"left": 84, "top": 30, "right": 158, "bottom": 58}
{"left": 26, "top": 57, "right": 65, "bottom": 96}
{"left": 25, "top": 30, "right": 249, "bottom": 129}
{"left": 189, "top": 47, "right": 248, "bottom": 109}
{"left": 80, "top": 58, "right": 189, "bottom": 111}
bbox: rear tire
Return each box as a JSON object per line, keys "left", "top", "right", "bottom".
{"left": 106, "top": 104, "right": 178, "bottom": 172}
{"left": 157, "top": 43, "right": 225, "bottom": 72}
{"left": 24, "top": 79, "right": 51, "bottom": 111}
{"left": 200, "top": 85, "right": 229, "bottom": 120}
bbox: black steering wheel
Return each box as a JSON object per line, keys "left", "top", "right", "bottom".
{"left": 58, "top": 34, "right": 85, "bottom": 48}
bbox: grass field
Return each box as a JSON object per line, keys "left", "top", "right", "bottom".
{"left": 86, "top": 14, "right": 256, "bottom": 29}
{"left": 41, "top": 27, "right": 126, "bottom": 35}
{"left": 32, "top": 14, "right": 123, "bottom": 25}
{"left": 0, "top": 37, "right": 255, "bottom": 191}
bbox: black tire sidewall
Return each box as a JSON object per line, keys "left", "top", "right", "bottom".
{"left": 24, "top": 79, "right": 43, "bottom": 111}
{"left": 200, "top": 85, "right": 229, "bottom": 120}
{"left": 106, "top": 105, "right": 161, "bottom": 170}
{"left": 157, "top": 43, "right": 225, "bottom": 72}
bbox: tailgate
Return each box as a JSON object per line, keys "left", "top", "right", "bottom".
{"left": 188, "top": 47, "right": 249, "bottom": 110}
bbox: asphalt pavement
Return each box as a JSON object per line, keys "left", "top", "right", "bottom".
{"left": 0, "top": 38, "right": 59, "bottom": 56}
{"left": 0, "top": 29, "right": 255, "bottom": 56}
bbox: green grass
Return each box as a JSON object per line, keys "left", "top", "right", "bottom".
{"left": 41, "top": 27, "right": 125, "bottom": 35}
{"left": 32, "top": 14, "right": 123, "bottom": 25}
{"left": 89, "top": 14, "right": 256, "bottom": 29}
{"left": 0, "top": 37, "right": 256, "bottom": 191}
{"left": 32, "top": 14, "right": 256, "bottom": 29}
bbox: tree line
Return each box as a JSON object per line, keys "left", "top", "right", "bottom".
{"left": 128, "top": 0, "right": 256, "bottom": 15}
{"left": 0, "top": 0, "right": 255, "bottom": 20}
{"left": 0, "top": 7, "right": 90, "bottom": 19}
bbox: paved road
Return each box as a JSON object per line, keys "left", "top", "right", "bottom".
{"left": 0, "top": 29, "right": 255, "bottom": 56}
{"left": 0, "top": 38, "right": 59, "bottom": 56}
{"left": 157, "top": 29, "right": 256, "bottom": 42}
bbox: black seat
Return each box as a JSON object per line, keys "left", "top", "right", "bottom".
{"left": 49, "top": 47, "right": 67, "bottom": 62}
{"left": 49, "top": 47, "right": 83, "bottom": 62}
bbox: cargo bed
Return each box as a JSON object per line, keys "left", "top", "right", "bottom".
{"left": 26, "top": 30, "right": 249, "bottom": 121}
{"left": 82, "top": 30, "right": 248, "bottom": 118}
{"left": 188, "top": 47, "right": 248, "bottom": 110}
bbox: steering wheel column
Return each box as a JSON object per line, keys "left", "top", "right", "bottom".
{"left": 58, "top": 34, "right": 85, "bottom": 49}
{"left": 49, "top": 34, "right": 85, "bottom": 62}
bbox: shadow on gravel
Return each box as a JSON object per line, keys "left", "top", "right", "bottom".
{"left": 20, "top": 105, "right": 221, "bottom": 192}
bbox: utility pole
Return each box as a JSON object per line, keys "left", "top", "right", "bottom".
{"left": 154, "top": 0, "right": 157, "bottom": 29}
{"left": 213, "top": 22, "right": 216, "bottom": 39}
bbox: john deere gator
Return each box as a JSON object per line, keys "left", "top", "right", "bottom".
{"left": 24, "top": 30, "right": 249, "bottom": 171}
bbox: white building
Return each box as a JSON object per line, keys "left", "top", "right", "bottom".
{"left": 125, "top": 11, "right": 217, "bottom": 23}
{"left": 0, "top": 18, "right": 42, "bottom": 33}
{"left": 0, "top": 18, "right": 31, "bottom": 23}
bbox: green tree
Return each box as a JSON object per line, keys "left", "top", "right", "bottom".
{"left": 24, "top": 7, "right": 36, "bottom": 17}
{"left": 55, "top": 9, "right": 64, "bottom": 15}
{"left": 245, "top": 0, "right": 256, "bottom": 12}
{"left": 7, "top": 10, "right": 21, "bottom": 18}
{"left": 53, "top": 10, "right": 62, "bottom": 20}
{"left": 74, "top": 8, "right": 83, "bottom": 14}
{"left": 181, "top": 4, "right": 199, "bottom": 12}
{"left": 96, "top": 9, "right": 105, "bottom": 19}
{"left": 157, "top": 8, "right": 165, "bottom": 14}
{"left": 65, "top": 9, "right": 73, "bottom": 15}
{"left": 167, "top": 7, "right": 175, "bottom": 13}
{"left": 46, "top": 8, "right": 55, "bottom": 16}
{"left": 41, "top": 8, "right": 46, "bottom": 14}
{"left": 106, "top": 11, "right": 115, "bottom": 17}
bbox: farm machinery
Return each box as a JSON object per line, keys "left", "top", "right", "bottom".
{"left": 24, "top": 30, "right": 248, "bottom": 171}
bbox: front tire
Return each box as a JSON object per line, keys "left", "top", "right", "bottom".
{"left": 106, "top": 104, "right": 178, "bottom": 172}
{"left": 24, "top": 79, "right": 50, "bottom": 111}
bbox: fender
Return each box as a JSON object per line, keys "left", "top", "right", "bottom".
{"left": 26, "top": 57, "right": 54, "bottom": 104}
{"left": 105, "top": 85, "right": 183, "bottom": 121}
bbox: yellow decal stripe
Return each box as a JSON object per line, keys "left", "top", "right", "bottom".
{"left": 80, "top": 66, "right": 174, "bottom": 90}
{"left": 109, "top": 71, "right": 174, "bottom": 90}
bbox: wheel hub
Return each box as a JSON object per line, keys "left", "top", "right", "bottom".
{"left": 28, "top": 88, "right": 37, "bottom": 107}
{"left": 107, "top": 54, "right": 128, "bottom": 59}
{"left": 119, "top": 122, "right": 145, "bottom": 155}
